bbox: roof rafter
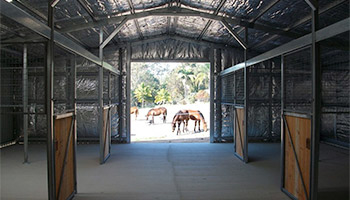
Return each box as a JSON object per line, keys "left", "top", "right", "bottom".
{"left": 228, "top": 0, "right": 282, "bottom": 44}
{"left": 252, "top": 0, "right": 346, "bottom": 49}
{"left": 127, "top": 0, "right": 144, "bottom": 39}
{"left": 76, "top": 0, "right": 119, "bottom": 46}
{"left": 197, "top": 0, "right": 226, "bottom": 40}
{"left": 58, "top": 7, "right": 299, "bottom": 39}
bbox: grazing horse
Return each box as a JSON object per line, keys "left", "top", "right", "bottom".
{"left": 130, "top": 106, "right": 139, "bottom": 119}
{"left": 187, "top": 110, "right": 208, "bottom": 132}
{"left": 146, "top": 107, "right": 167, "bottom": 124}
{"left": 172, "top": 110, "right": 189, "bottom": 135}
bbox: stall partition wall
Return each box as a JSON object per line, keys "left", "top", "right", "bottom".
{"left": 280, "top": 47, "right": 315, "bottom": 200}
{"left": 221, "top": 68, "right": 248, "bottom": 163}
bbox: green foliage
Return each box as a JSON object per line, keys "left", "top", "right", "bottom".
{"left": 155, "top": 88, "right": 172, "bottom": 105}
{"left": 131, "top": 62, "right": 210, "bottom": 106}
{"left": 134, "top": 82, "right": 153, "bottom": 107}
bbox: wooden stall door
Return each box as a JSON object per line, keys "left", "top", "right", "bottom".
{"left": 101, "top": 107, "right": 111, "bottom": 164}
{"left": 54, "top": 114, "right": 75, "bottom": 200}
{"left": 234, "top": 107, "right": 246, "bottom": 161}
{"left": 283, "top": 115, "right": 311, "bottom": 200}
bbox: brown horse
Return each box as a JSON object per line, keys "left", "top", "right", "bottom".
{"left": 146, "top": 107, "right": 167, "bottom": 124}
{"left": 130, "top": 106, "right": 139, "bottom": 119}
{"left": 186, "top": 110, "right": 208, "bottom": 132}
{"left": 172, "top": 110, "right": 189, "bottom": 135}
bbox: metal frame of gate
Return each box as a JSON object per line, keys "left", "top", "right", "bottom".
{"left": 280, "top": 45, "right": 319, "bottom": 200}
{"left": 221, "top": 68, "right": 248, "bottom": 163}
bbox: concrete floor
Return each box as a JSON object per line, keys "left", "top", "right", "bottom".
{"left": 0, "top": 143, "right": 348, "bottom": 200}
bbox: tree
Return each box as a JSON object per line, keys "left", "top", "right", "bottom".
{"left": 134, "top": 83, "right": 153, "bottom": 108}
{"left": 155, "top": 88, "right": 172, "bottom": 105}
{"left": 193, "top": 64, "right": 209, "bottom": 91}
{"left": 165, "top": 70, "right": 184, "bottom": 103}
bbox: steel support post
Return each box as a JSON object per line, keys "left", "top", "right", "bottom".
{"left": 243, "top": 28, "right": 249, "bottom": 163}
{"left": 71, "top": 54, "right": 77, "bottom": 193}
{"left": 126, "top": 44, "right": 131, "bottom": 143}
{"left": 98, "top": 28, "right": 104, "bottom": 164}
{"left": 311, "top": 3, "right": 321, "bottom": 200}
{"left": 268, "top": 61, "right": 273, "bottom": 140}
{"left": 23, "top": 44, "right": 29, "bottom": 164}
{"left": 280, "top": 55, "right": 285, "bottom": 190}
{"left": 108, "top": 71, "right": 111, "bottom": 145}
{"left": 215, "top": 49, "right": 222, "bottom": 142}
{"left": 118, "top": 48, "right": 123, "bottom": 141}
{"left": 46, "top": 4, "right": 56, "bottom": 200}
{"left": 233, "top": 71, "right": 236, "bottom": 146}
{"left": 209, "top": 48, "right": 215, "bottom": 143}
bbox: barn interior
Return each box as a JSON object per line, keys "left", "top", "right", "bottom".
{"left": 0, "top": 0, "right": 349, "bottom": 200}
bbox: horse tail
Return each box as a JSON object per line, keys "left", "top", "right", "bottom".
{"left": 172, "top": 113, "right": 178, "bottom": 124}
{"left": 199, "top": 111, "right": 206, "bottom": 122}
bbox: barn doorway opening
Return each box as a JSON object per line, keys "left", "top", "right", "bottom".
{"left": 130, "top": 62, "right": 210, "bottom": 143}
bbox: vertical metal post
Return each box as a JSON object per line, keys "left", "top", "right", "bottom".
{"left": 243, "top": 27, "right": 249, "bottom": 163}
{"left": 98, "top": 28, "right": 104, "bottom": 164}
{"left": 23, "top": 44, "right": 29, "bottom": 164}
{"left": 311, "top": 3, "right": 320, "bottom": 200}
{"left": 118, "top": 48, "right": 123, "bottom": 141}
{"left": 46, "top": 4, "right": 56, "bottom": 200}
{"left": 126, "top": 44, "right": 131, "bottom": 143}
{"left": 216, "top": 49, "right": 222, "bottom": 142}
{"left": 280, "top": 55, "right": 285, "bottom": 190}
{"left": 108, "top": 71, "right": 111, "bottom": 147}
{"left": 268, "top": 60, "right": 273, "bottom": 140}
{"left": 71, "top": 54, "right": 77, "bottom": 193}
{"left": 233, "top": 71, "right": 236, "bottom": 146}
{"left": 209, "top": 47, "right": 215, "bottom": 143}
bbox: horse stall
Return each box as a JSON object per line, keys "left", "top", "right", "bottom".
{"left": 221, "top": 57, "right": 281, "bottom": 163}
{"left": 281, "top": 33, "right": 349, "bottom": 199}
{"left": 317, "top": 32, "right": 349, "bottom": 198}
{"left": 221, "top": 68, "right": 248, "bottom": 162}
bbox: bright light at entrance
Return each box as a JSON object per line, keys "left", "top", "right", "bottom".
{"left": 130, "top": 62, "right": 210, "bottom": 143}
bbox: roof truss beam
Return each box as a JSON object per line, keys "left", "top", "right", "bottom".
{"left": 58, "top": 7, "right": 299, "bottom": 39}
{"left": 197, "top": 0, "right": 226, "bottom": 40}
{"left": 0, "top": 1, "right": 118, "bottom": 74}
{"left": 221, "top": 17, "right": 350, "bottom": 75}
{"left": 127, "top": 0, "right": 144, "bottom": 39}
{"left": 221, "top": 20, "right": 247, "bottom": 49}
{"left": 100, "top": 18, "right": 128, "bottom": 48}
{"left": 252, "top": 0, "right": 346, "bottom": 49}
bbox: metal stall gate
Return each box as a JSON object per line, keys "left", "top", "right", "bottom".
{"left": 53, "top": 112, "right": 77, "bottom": 200}
{"left": 221, "top": 68, "right": 248, "bottom": 162}
{"left": 281, "top": 47, "right": 314, "bottom": 200}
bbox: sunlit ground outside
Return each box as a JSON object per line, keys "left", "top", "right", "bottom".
{"left": 130, "top": 62, "right": 210, "bottom": 143}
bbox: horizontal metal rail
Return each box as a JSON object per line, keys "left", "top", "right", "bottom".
{"left": 0, "top": 1, "right": 119, "bottom": 75}
{"left": 220, "top": 18, "right": 350, "bottom": 76}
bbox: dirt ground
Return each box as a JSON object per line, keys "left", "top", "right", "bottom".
{"left": 130, "top": 102, "right": 210, "bottom": 143}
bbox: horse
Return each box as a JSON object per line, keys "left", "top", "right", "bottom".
{"left": 130, "top": 106, "right": 139, "bottom": 119}
{"left": 186, "top": 110, "right": 208, "bottom": 132}
{"left": 146, "top": 107, "right": 167, "bottom": 124}
{"left": 171, "top": 110, "right": 189, "bottom": 135}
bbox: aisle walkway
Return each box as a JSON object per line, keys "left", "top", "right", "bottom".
{"left": 74, "top": 143, "right": 287, "bottom": 200}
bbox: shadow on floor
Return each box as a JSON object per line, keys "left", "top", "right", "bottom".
{"left": 318, "top": 188, "right": 349, "bottom": 200}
